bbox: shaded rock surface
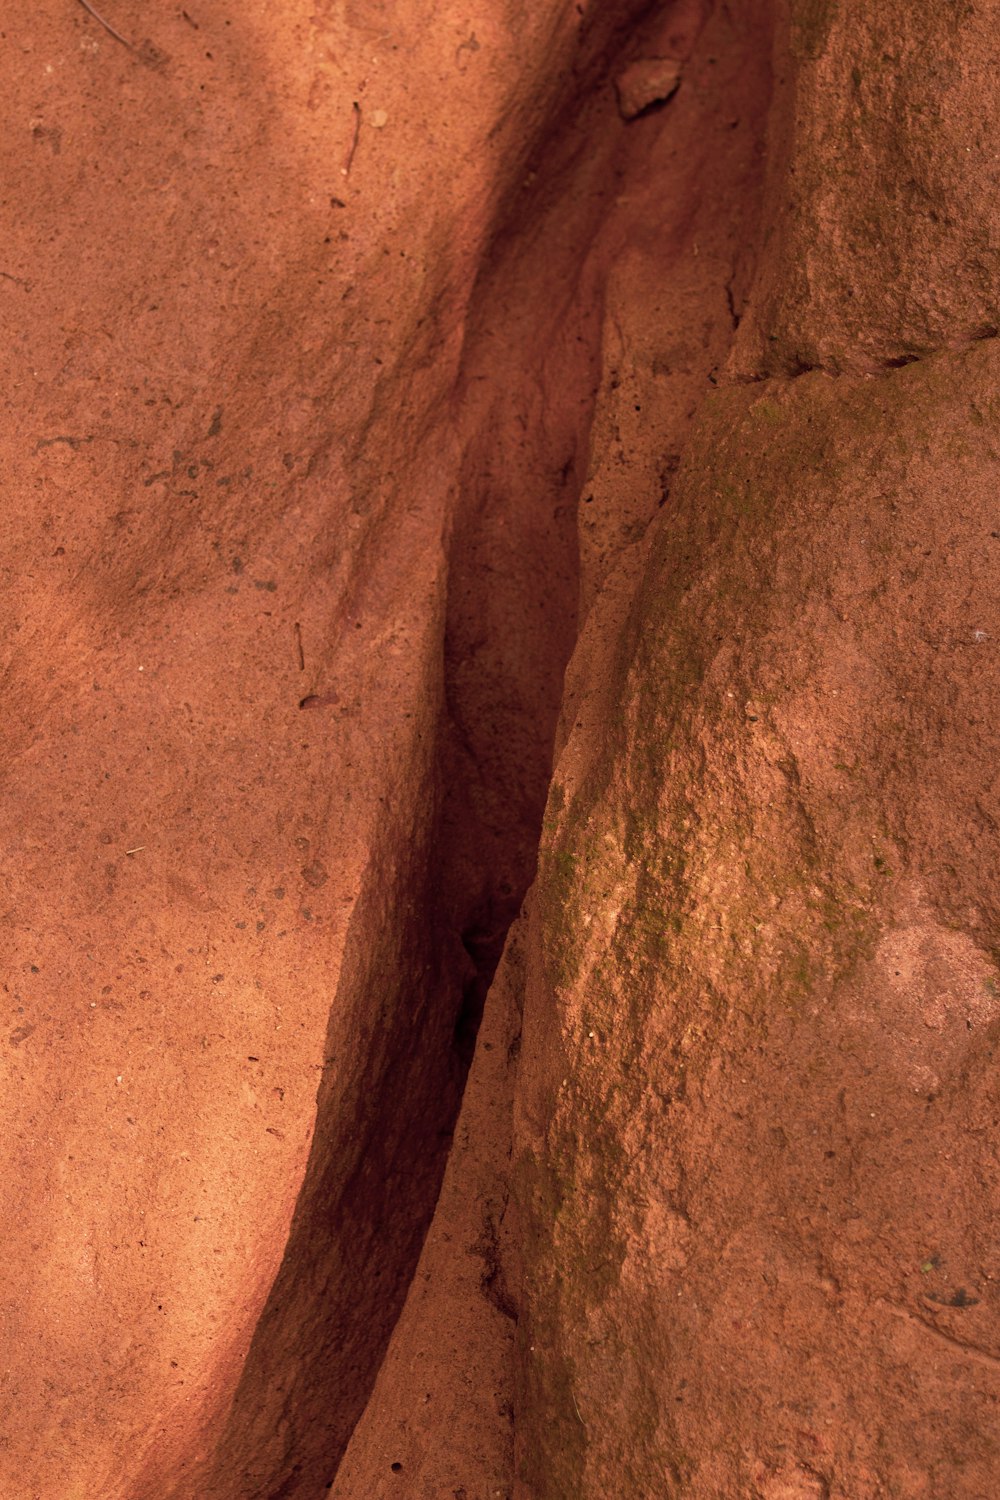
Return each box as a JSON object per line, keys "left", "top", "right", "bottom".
{"left": 344, "top": 3, "right": 1000, "bottom": 1500}
{"left": 731, "top": 0, "right": 1000, "bottom": 376}
{"left": 517, "top": 344, "right": 1000, "bottom": 1496}
{"left": 0, "top": 0, "right": 629, "bottom": 1493}
{"left": 2, "top": 1, "right": 999, "bottom": 1498}
{"left": 506, "top": 2, "right": 1000, "bottom": 1496}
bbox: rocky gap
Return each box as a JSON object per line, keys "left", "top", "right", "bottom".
{"left": 327, "top": 1, "right": 776, "bottom": 1495}
{"left": 130, "top": 2, "right": 774, "bottom": 1495}
{"left": 4, "top": 1, "right": 998, "bottom": 1494}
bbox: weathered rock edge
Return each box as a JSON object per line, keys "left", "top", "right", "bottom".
{"left": 519, "top": 341, "right": 1000, "bottom": 1496}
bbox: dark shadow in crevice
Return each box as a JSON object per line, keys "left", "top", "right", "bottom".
{"left": 171, "top": 4, "right": 723, "bottom": 1498}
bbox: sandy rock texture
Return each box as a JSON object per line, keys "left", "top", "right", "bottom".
{"left": 508, "top": 2, "right": 1000, "bottom": 1496}
{"left": 3, "top": 0, "right": 999, "bottom": 1496}
{"left": 518, "top": 344, "right": 1000, "bottom": 1497}
{"left": 732, "top": 0, "right": 1000, "bottom": 376}
{"left": 331, "top": 918, "right": 525, "bottom": 1500}
{"left": 334, "top": 0, "right": 775, "bottom": 1492}
{"left": 0, "top": 0, "right": 625, "bottom": 1494}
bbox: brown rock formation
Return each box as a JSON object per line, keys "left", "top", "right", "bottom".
{"left": 1, "top": 0, "right": 608, "bottom": 1492}
{"left": 3, "top": 0, "right": 999, "bottom": 1497}
{"left": 516, "top": 345, "right": 1000, "bottom": 1496}
{"left": 507, "top": 3, "right": 1000, "bottom": 1496}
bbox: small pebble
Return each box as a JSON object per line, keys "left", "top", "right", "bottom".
{"left": 615, "top": 57, "right": 682, "bottom": 120}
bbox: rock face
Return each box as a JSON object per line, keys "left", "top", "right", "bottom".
{"left": 517, "top": 345, "right": 1000, "bottom": 1497}
{"left": 732, "top": 0, "right": 1000, "bottom": 377}
{"left": 3, "top": 0, "right": 999, "bottom": 1497}
{"left": 509, "top": 2, "right": 1000, "bottom": 1496}
{"left": 0, "top": 1, "right": 613, "bottom": 1494}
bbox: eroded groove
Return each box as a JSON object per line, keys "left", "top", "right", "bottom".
{"left": 332, "top": 0, "right": 777, "bottom": 1493}
{"left": 155, "top": 3, "right": 776, "bottom": 1496}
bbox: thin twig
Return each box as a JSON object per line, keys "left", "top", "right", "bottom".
{"left": 76, "top": 0, "right": 135, "bottom": 51}
{"left": 342, "top": 102, "right": 361, "bottom": 177}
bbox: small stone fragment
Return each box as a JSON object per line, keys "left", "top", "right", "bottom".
{"left": 614, "top": 57, "right": 682, "bottom": 120}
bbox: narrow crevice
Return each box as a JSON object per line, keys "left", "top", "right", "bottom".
{"left": 431, "top": 0, "right": 703, "bottom": 1090}
{"left": 730, "top": 321, "right": 1000, "bottom": 385}
{"left": 163, "top": 2, "right": 778, "bottom": 1495}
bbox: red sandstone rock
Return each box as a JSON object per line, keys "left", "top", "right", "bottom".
{"left": 517, "top": 345, "right": 1000, "bottom": 1495}
{"left": 5, "top": 0, "right": 1000, "bottom": 1496}
{"left": 0, "top": 1, "right": 600, "bottom": 1494}
{"left": 507, "top": 0, "right": 1000, "bottom": 1490}
{"left": 731, "top": 0, "right": 1000, "bottom": 376}
{"left": 342, "top": 3, "right": 1000, "bottom": 1498}
{"left": 331, "top": 919, "right": 524, "bottom": 1500}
